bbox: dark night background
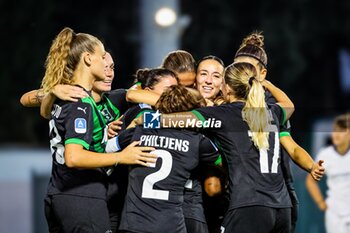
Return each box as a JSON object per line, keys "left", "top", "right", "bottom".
{"left": 0, "top": 0, "right": 350, "bottom": 146}
{"left": 1, "top": 0, "right": 349, "bottom": 148}
{"left": 0, "top": 1, "right": 349, "bottom": 232}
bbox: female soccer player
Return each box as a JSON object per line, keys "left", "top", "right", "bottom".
{"left": 21, "top": 51, "right": 132, "bottom": 232}
{"left": 233, "top": 31, "right": 314, "bottom": 232}
{"left": 161, "top": 50, "right": 197, "bottom": 87}
{"left": 197, "top": 62, "right": 324, "bottom": 233}
{"left": 184, "top": 55, "right": 226, "bottom": 233}
{"left": 121, "top": 68, "right": 179, "bottom": 130}
{"left": 107, "top": 85, "right": 220, "bottom": 233}
{"left": 306, "top": 113, "right": 350, "bottom": 233}
{"left": 195, "top": 55, "right": 225, "bottom": 106}
{"left": 39, "top": 27, "right": 156, "bottom": 233}
{"left": 125, "top": 50, "right": 196, "bottom": 107}
{"left": 151, "top": 62, "right": 324, "bottom": 233}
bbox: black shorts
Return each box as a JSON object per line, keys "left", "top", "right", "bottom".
{"left": 288, "top": 189, "right": 299, "bottom": 233}
{"left": 44, "top": 194, "right": 112, "bottom": 233}
{"left": 221, "top": 206, "right": 291, "bottom": 233}
{"left": 185, "top": 218, "right": 209, "bottom": 233}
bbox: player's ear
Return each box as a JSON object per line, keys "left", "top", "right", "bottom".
{"left": 258, "top": 68, "right": 267, "bottom": 81}
{"left": 83, "top": 52, "right": 92, "bottom": 66}
{"left": 225, "top": 84, "right": 232, "bottom": 94}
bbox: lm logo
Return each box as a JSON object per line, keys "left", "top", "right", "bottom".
{"left": 143, "top": 111, "right": 161, "bottom": 129}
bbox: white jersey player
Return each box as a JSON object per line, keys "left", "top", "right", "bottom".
{"left": 306, "top": 113, "right": 350, "bottom": 233}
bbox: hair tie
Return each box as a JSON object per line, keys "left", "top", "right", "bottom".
{"left": 249, "top": 76, "right": 255, "bottom": 86}
{"left": 72, "top": 32, "right": 77, "bottom": 40}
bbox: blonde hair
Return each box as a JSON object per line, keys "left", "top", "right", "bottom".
{"left": 225, "top": 62, "right": 269, "bottom": 149}
{"left": 41, "top": 27, "right": 101, "bottom": 93}
{"left": 155, "top": 85, "right": 206, "bottom": 113}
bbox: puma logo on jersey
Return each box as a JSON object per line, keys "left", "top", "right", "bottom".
{"left": 77, "top": 107, "right": 87, "bottom": 114}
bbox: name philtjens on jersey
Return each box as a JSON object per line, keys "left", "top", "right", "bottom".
{"left": 140, "top": 135, "right": 189, "bottom": 152}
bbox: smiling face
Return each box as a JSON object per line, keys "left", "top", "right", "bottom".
{"left": 196, "top": 59, "right": 224, "bottom": 100}
{"left": 93, "top": 52, "right": 114, "bottom": 94}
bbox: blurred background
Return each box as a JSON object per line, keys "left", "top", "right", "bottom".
{"left": 1, "top": 0, "right": 350, "bottom": 232}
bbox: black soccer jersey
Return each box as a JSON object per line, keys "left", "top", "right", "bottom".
{"left": 182, "top": 171, "right": 207, "bottom": 223}
{"left": 266, "top": 91, "right": 298, "bottom": 202}
{"left": 46, "top": 93, "right": 108, "bottom": 199}
{"left": 97, "top": 89, "right": 129, "bottom": 124}
{"left": 280, "top": 121, "right": 299, "bottom": 206}
{"left": 115, "top": 126, "right": 219, "bottom": 233}
{"left": 280, "top": 121, "right": 295, "bottom": 184}
{"left": 192, "top": 102, "right": 292, "bottom": 210}
{"left": 121, "top": 103, "right": 154, "bottom": 130}
{"left": 97, "top": 89, "right": 131, "bottom": 214}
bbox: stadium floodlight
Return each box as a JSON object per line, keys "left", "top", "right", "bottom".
{"left": 140, "top": 0, "right": 190, "bottom": 68}
{"left": 155, "top": 7, "right": 177, "bottom": 27}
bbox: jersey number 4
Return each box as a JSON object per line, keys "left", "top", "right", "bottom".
{"left": 142, "top": 149, "right": 173, "bottom": 201}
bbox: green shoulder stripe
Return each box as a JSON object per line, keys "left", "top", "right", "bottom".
{"left": 105, "top": 97, "right": 121, "bottom": 119}
{"left": 65, "top": 138, "right": 90, "bottom": 150}
{"left": 279, "top": 131, "right": 291, "bottom": 138}
{"left": 191, "top": 110, "right": 206, "bottom": 123}
{"left": 214, "top": 155, "right": 222, "bottom": 165}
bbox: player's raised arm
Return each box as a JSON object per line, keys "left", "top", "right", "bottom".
{"left": 280, "top": 135, "right": 325, "bottom": 181}
{"left": 20, "top": 89, "right": 45, "bottom": 107}
{"left": 126, "top": 89, "right": 160, "bottom": 106}
{"left": 261, "top": 80, "right": 295, "bottom": 120}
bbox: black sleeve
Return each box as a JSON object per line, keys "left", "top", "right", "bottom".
{"left": 198, "top": 134, "right": 220, "bottom": 164}
{"left": 104, "top": 89, "right": 130, "bottom": 115}
{"left": 268, "top": 103, "right": 287, "bottom": 126}
{"left": 192, "top": 106, "right": 222, "bottom": 122}
{"left": 122, "top": 104, "right": 153, "bottom": 130}
{"left": 116, "top": 127, "right": 136, "bottom": 150}
{"left": 279, "top": 121, "right": 298, "bottom": 203}
{"left": 280, "top": 120, "right": 291, "bottom": 137}
{"left": 64, "top": 101, "right": 94, "bottom": 150}
{"left": 265, "top": 90, "right": 277, "bottom": 105}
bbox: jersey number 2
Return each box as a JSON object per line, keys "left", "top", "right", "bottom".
{"left": 141, "top": 149, "right": 173, "bottom": 200}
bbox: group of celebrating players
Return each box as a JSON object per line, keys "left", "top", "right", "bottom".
{"left": 20, "top": 27, "right": 326, "bottom": 233}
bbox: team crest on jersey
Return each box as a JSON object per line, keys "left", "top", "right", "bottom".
{"left": 101, "top": 108, "right": 114, "bottom": 122}
{"left": 144, "top": 111, "right": 161, "bottom": 129}
{"left": 75, "top": 118, "right": 87, "bottom": 134}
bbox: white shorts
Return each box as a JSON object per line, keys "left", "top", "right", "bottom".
{"left": 326, "top": 210, "right": 350, "bottom": 233}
